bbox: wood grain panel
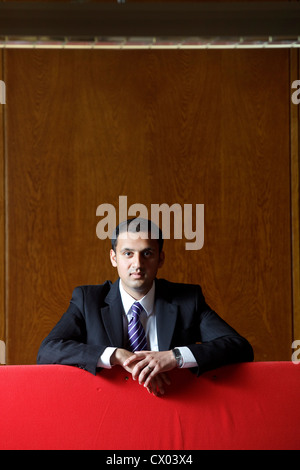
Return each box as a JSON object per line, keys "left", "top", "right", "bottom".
{"left": 5, "top": 49, "right": 292, "bottom": 365}
{"left": 290, "top": 49, "right": 300, "bottom": 343}
{"left": 0, "top": 49, "right": 5, "bottom": 363}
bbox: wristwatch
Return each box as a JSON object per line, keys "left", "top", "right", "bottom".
{"left": 172, "top": 348, "right": 183, "bottom": 368}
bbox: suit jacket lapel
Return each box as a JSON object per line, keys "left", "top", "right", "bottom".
{"left": 100, "top": 279, "right": 124, "bottom": 347}
{"left": 155, "top": 280, "right": 179, "bottom": 351}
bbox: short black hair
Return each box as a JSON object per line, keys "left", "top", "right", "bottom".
{"left": 111, "top": 217, "right": 164, "bottom": 253}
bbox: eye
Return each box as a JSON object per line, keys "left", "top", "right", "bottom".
{"left": 143, "top": 250, "right": 153, "bottom": 258}
{"left": 124, "top": 251, "right": 133, "bottom": 257}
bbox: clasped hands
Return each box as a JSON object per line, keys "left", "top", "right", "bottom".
{"left": 111, "top": 348, "right": 177, "bottom": 396}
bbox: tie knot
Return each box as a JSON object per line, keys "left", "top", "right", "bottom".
{"left": 131, "top": 302, "right": 143, "bottom": 316}
{"left": 131, "top": 301, "right": 143, "bottom": 317}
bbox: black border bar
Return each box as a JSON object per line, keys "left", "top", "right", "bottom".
{"left": 0, "top": 2, "right": 300, "bottom": 38}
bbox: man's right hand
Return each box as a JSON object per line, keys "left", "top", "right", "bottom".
{"left": 110, "top": 348, "right": 139, "bottom": 373}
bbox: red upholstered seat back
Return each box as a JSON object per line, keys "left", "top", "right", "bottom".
{"left": 0, "top": 362, "right": 299, "bottom": 450}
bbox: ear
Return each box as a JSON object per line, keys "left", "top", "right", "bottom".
{"left": 110, "top": 249, "right": 117, "bottom": 267}
{"left": 158, "top": 250, "right": 165, "bottom": 269}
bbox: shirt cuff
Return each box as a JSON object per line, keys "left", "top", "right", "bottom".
{"left": 97, "top": 347, "right": 117, "bottom": 369}
{"left": 176, "top": 346, "right": 197, "bottom": 368}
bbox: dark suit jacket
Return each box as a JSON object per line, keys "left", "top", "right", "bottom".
{"left": 37, "top": 278, "right": 254, "bottom": 375}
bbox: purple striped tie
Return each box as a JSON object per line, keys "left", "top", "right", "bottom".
{"left": 127, "top": 302, "right": 148, "bottom": 352}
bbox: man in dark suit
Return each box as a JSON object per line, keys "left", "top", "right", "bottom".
{"left": 37, "top": 218, "right": 253, "bottom": 396}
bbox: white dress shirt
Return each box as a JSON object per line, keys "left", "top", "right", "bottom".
{"left": 97, "top": 280, "right": 197, "bottom": 369}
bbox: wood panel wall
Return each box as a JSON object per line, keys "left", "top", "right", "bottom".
{"left": 0, "top": 47, "right": 298, "bottom": 366}
{"left": 291, "top": 49, "right": 300, "bottom": 343}
{"left": 0, "top": 49, "right": 4, "bottom": 364}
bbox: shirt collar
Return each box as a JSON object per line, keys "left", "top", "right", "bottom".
{"left": 119, "top": 279, "right": 155, "bottom": 317}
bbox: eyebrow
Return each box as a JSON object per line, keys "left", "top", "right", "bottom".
{"left": 121, "top": 247, "right": 155, "bottom": 253}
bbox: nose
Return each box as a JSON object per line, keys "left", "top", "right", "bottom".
{"left": 132, "top": 252, "right": 143, "bottom": 270}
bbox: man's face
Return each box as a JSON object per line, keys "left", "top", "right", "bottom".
{"left": 110, "top": 231, "right": 165, "bottom": 299}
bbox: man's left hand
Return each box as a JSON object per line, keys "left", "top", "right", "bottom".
{"left": 123, "top": 350, "right": 177, "bottom": 391}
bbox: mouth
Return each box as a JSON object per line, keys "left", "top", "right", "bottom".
{"left": 130, "top": 271, "right": 145, "bottom": 279}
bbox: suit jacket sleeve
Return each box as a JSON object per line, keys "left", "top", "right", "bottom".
{"left": 186, "top": 286, "right": 254, "bottom": 375}
{"left": 37, "top": 286, "right": 104, "bottom": 375}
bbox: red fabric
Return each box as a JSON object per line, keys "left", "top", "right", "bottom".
{"left": 0, "top": 362, "right": 299, "bottom": 450}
